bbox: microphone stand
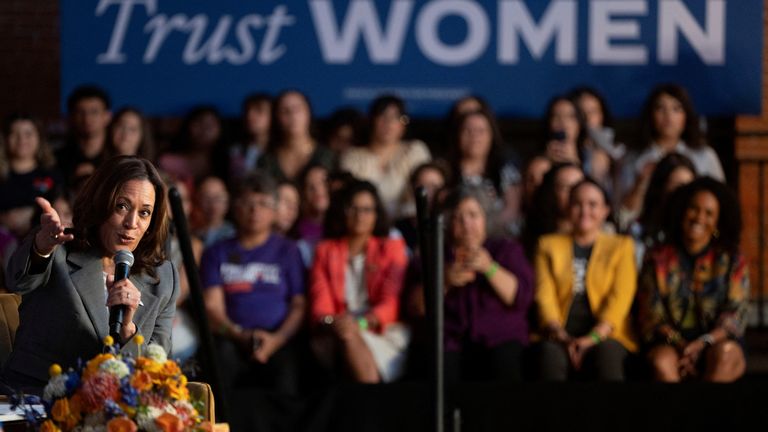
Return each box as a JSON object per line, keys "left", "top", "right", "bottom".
{"left": 415, "top": 187, "right": 445, "bottom": 432}
{"left": 168, "top": 187, "right": 229, "bottom": 422}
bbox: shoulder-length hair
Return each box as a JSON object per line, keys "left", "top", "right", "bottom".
{"left": 447, "top": 108, "right": 507, "bottom": 195}
{"left": 72, "top": 156, "right": 170, "bottom": 278}
{"left": 323, "top": 179, "right": 390, "bottom": 239}
{"left": 636, "top": 83, "right": 703, "bottom": 150}
{"left": 664, "top": 177, "right": 741, "bottom": 255}
{"left": 541, "top": 95, "right": 588, "bottom": 161}
{"left": 267, "top": 89, "right": 316, "bottom": 151}
{"left": 568, "top": 86, "right": 614, "bottom": 129}
{"left": 105, "top": 107, "right": 156, "bottom": 162}
{"left": 638, "top": 152, "right": 697, "bottom": 236}
{"left": 0, "top": 113, "right": 56, "bottom": 180}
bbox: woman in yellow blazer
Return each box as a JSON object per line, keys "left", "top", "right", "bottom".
{"left": 535, "top": 178, "right": 637, "bottom": 381}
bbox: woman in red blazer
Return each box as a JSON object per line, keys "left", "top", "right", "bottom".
{"left": 310, "top": 180, "right": 409, "bottom": 383}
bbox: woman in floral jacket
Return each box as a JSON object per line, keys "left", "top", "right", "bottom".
{"left": 636, "top": 177, "right": 749, "bottom": 382}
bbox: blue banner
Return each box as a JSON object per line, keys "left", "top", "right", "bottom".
{"left": 61, "top": 0, "right": 763, "bottom": 118}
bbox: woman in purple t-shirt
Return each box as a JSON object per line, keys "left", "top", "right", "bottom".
{"left": 443, "top": 184, "right": 534, "bottom": 382}
{"left": 201, "top": 172, "right": 305, "bottom": 396}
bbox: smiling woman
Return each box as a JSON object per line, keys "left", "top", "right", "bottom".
{"left": 2, "top": 156, "right": 179, "bottom": 392}
{"left": 636, "top": 177, "right": 748, "bottom": 383}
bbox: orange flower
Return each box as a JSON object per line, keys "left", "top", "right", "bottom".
{"left": 107, "top": 416, "right": 138, "bottom": 432}
{"left": 51, "top": 397, "right": 81, "bottom": 430}
{"left": 160, "top": 360, "right": 181, "bottom": 377}
{"left": 85, "top": 353, "right": 115, "bottom": 377}
{"left": 130, "top": 370, "right": 153, "bottom": 391}
{"left": 39, "top": 420, "right": 61, "bottom": 432}
{"left": 135, "top": 357, "right": 162, "bottom": 374}
{"left": 155, "top": 412, "right": 184, "bottom": 432}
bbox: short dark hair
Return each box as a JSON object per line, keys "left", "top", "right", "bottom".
{"left": 232, "top": 170, "right": 278, "bottom": 203}
{"left": 241, "top": 92, "right": 272, "bottom": 113}
{"left": 636, "top": 83, "right": 703, "bottom": 150}
{"left": 369, "top": 94, "right": 405, "bottom": 119}
{"left": 665, "top": 177, "right": 741, "bottom": 254}
{"left": 72, "top": 156, "right": 169, "bottom": 278}
{"left": 67, "top": 85, "right": 111, "bottom": 113}
{"left": 324, "top": 180, "right": 390, "bottom": 239}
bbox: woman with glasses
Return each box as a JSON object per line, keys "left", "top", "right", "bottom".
{"left": 201, "top": 172, "right": 305, "bottom": 396}
{"left": 310, "top": 180, "right": 409, "bottom": 383}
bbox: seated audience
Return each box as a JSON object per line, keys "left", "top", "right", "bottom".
{"left": 445, "top": 108, "right": 523, "bottom": 236}
{"left": 621, "top": 84, "right": 724, "bottom": 216}
{"left": 275, "top": 179, "right": 300, "bottom": 236}
{"left": 295, "top": 164, "right": 331, "bottom": 267}
{"left": 310, "top": 180, "right": 409, "bottom": 383}
{"left": 636, "top": 177, "right": 748, "bottom": 382}
{"left": 442, "top": 185, "right": 534, "bottom": 382}
{"left": 159, "top": 105, "right": 228, "bottom": 182}
{"left": 0, "top": 113, "right": 61, "bottom": 239}
{"left": 190, "top": 175, "right": 235, "bottom": 247}
{"left": 104, "top": 107, "right": 156, "bottom": 162}
{"left": 201, "top": 172, "right": 306, "bottom": 394}
{"left": 340, "top": 95, "right": 431, "bottom": 219}
{"left": 56, "top": 85, "right": 111, "bottom": 183}
{"left": 258, "top": 89, "right": 334, "bottom": 182}
{"left": 535, "top": 178, "right": 637, "bottom": 381}
{"left": 229, "top": 93, "right": 272, "bottom": 181}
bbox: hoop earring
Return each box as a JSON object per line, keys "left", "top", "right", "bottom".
{"left": 712, "top": 229, "right": 720, "bottom": 239}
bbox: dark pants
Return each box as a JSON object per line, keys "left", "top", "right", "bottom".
{"left": 536, "top": 339, "right": 628, "bottom": 381}
{"left": 445, "top": 340, "right": 524, "bottom": 383}
{"left": 216, "top": 336, "right": 301, "bottom": 396}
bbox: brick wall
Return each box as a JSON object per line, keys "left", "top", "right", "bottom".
{"left": 0, "top": 0, "right": 60, "bottom": 122}
{"left": 735, "top": 1, "right": 768, "bottom": 303}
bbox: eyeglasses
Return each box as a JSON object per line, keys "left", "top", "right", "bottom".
{"left": 345, "top": 205, "right": 376, "bottom": 215}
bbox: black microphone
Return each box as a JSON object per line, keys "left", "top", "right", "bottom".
{"left": 109, "top": 250, "right": 134, "bottom": 343}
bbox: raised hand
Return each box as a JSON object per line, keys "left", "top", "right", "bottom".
{"left": 33, "top": 197, "right": 74, "bottom": 256}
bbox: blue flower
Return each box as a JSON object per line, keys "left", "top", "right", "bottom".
{"left": 104, "top": 399, "right": 125, "bottom": 418}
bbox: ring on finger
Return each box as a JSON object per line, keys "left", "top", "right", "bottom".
{"left": 50, "top": 233, "right": 59, "bottom": 240}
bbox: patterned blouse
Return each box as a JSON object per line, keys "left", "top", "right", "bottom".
{"left": 636, "top": 243, "right": 750, "bottom": 347}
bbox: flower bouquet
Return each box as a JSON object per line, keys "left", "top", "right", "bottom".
{"left": 18, "top": 335, "right": 213, "bottom": 432}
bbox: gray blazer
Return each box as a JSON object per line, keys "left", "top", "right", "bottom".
{"left": 3, "top": 234, "right": 179, "bottom": 385}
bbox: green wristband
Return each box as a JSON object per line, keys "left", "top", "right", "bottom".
{"left": 357, "top": 317, "right": 369, "bottom": 331}
{"left": 484, "top": 261, "right": 500, "bottom": 279}
{"left": 589, "top": 331, "right": 602, "bottom": 344}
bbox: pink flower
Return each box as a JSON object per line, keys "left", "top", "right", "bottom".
{"left": 79, "top": 372, "right": 120, "bottom": 412}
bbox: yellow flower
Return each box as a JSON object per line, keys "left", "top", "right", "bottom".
{"left": 134, "top": 334, "right": 144, "bottom": 346}
{"left": 164, "top": 377, "right": 189, "bottom": 401}
{"left": 103, "top": 335, "right": 114, "bottom": 347}
{"left": 49, "top": 364, "right": 62, "bottom": 377}
{"left": 107, "top": 416, "right": 138, "bottom": 432}
{"left": 39, "top": 420, "right": 61, "bottom": 432}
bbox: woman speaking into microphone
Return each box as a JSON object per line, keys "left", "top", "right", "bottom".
{"left": 3, "top": 156, "right": 179, "bottom": 390}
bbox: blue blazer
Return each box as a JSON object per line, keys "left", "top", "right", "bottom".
{"left": 3, "top": 234, "right": 179, "bottom": 386}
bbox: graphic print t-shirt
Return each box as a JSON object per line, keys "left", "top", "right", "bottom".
{"left": 200, "top": 235, "right": 305, "bottom": 331}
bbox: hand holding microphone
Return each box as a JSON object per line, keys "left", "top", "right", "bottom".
{"left": 107, "top": 250, "right": 142, "bottom": 343}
